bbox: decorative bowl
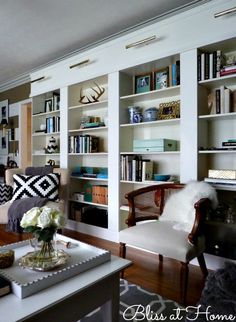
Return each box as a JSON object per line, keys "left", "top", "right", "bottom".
{"left": 153, "top": 174, "right": 170, "bottom": 181}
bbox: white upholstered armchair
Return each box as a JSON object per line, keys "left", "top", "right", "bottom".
{"left": 119, "top": 182, "right": 218, "bottom": 304}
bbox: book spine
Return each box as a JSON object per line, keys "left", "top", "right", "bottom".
{"left": 212, "top": 51, "right": 217, "bottom": 78}
{"left": 197, "top": 54, "right": 201, "bottom": 81}
{"left": 215, "top": 89, "right": 221, "bottom": 114}
{"left": 204, "top": 53, "right": 210, "bottom": 80}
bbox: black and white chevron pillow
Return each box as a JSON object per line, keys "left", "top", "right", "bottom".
{"left": 12, "top": 173, "right": 60, "bottom": 202}
{"left": 0, "top": 184, "right": 12, "bottom": 204}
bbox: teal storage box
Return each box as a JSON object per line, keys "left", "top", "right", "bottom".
{"left": 133, "top": 139, "right": 177, "bottom": 152}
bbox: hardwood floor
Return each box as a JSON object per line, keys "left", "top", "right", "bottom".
{"left": 0, "top": 226, "right": 207, "bottom": 306}
{"left": 62, "top": 228, "right": 206, "bottom": 306}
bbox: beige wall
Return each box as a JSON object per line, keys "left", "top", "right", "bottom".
{"left": 0, "top": 83, "right": 30, "bottom": 104}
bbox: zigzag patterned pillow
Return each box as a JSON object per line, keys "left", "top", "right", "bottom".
{"left": 12, "top": 173, "right": 60, "bottom": 202}
{"left": 0, "top": 184, "right": 13, "bottom": 204}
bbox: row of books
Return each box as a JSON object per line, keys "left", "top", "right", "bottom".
{"left": 155, "top": 61, "right": 180, "bottom": 89}
{"left": 69, "top": 135, "right": 99, "bottom": 153}
{"left": 198, "top": 50, "right": 226, "bottom": 81}
{"left": 46, "top": 116, "right": 60, "bottom": 133}
{"left": 208, "top": 86, "right": 236, "bottom": 114}
{"left": 120, "top": 155, "right": 153, "bottom": 182}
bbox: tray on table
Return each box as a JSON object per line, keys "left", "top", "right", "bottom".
{"left": 0, "top": 234, "right": 111, "bottom": 299}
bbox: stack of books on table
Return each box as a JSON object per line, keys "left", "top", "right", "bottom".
{"left": 204, "top": 169, "right": 236, "bottom": 188}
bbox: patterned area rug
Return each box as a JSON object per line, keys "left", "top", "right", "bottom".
{"left": 80, "top": 279, "right": 185, "bottom": 321}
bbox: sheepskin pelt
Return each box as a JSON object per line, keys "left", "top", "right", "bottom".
{"left": 159, "top": 181, "right": 218, "bottom": 232}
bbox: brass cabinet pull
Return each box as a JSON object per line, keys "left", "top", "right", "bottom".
{"left": 125, "top": 35, "right": 157, "bottom": 49}
{"left": 214, "top": 6, "right": 236, "bottom": 18}
{"left": 30, "top": 76, "right": 45, "bottom": 83}
{"left": 69, "top": 59, "right": 90, "bottom": 69}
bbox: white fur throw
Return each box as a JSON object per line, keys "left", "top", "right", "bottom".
{"left": 159, "top": 181, "right": 218, "bottom": 232}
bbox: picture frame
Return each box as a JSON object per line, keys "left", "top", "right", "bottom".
{"left": 154, "top": 68, "right": 169, "bottom": 90}
{"left": 158, "top": 100, "right": 180, "bottom": 120}
{"left": 0, "top": 99, "right": 9, "bottom": 155}
{"left": 134, "top": 73, "right": 152, "bottom": 94}
{"left": 45, "top": 98, "right": 53, "bottom": 113}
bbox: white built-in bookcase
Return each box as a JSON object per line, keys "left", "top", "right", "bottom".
{"left": 30, "top": 0, "right": 236, "bottom": 251}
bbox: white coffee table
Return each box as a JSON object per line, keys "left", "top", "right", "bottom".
{"left": 0, "top": 249, "right": 131, "bottom": 322}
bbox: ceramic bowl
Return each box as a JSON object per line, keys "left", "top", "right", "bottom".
{"left": 153, "top": 174, "right": 170, "bottom": 181}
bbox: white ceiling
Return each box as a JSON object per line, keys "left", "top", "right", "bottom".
{"left": 0, "top": 0, "right": 208, "bottom": 90}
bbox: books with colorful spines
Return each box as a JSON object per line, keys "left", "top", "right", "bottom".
{"left": 171, "top": 61, "right": 180, "bottom": 86}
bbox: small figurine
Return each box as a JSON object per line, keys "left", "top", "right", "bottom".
{"left": 45, "top": 136, "right": 58, "bottom": 154}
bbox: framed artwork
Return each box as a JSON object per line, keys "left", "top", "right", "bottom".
{"left": 0, "top": 99, "right": 9, "bottom": 155}
{"left": 45, "top": 98, "right": 53, "bottom": 112}
{"left": 154, "top": 68, "right": 169, "bottom": 90}
{"left": 159, "top": 100, "right": 180, "bottom": 120}
{"left": 134, "top": 73, "right": 152, "bottom": 94}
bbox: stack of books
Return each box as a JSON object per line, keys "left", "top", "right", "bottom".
{"left": 204, "top": 169, "right": 236, "bottom": 187}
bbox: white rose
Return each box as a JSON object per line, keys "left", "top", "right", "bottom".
{"left": 37, "top": 207, "right": 53, "bottom": 228}
{"left": 53, "top": 212, "right": 65, "bottom": 228}
{"left": 20, "top": 207, "right": 41, "bottom": 228}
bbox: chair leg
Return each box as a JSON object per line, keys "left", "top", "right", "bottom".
{"left": 197, "top": 253, "right": 208, "bottom": 277}
{"left": 119, "top": 242, "right": 126, "bottom": 258}
{"left": 119, "top": 242, "right": 126, "bottom": 279}
{"left": 159, "top": 254, "right": 163, "bottom": 262}
{"left": 180, "top": 262, "right": 189, "bottom": 305}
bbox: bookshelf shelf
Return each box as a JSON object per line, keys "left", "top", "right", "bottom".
{"left": 120, "top": 151, "right": 180, "bottom": 155}
{"left": 199, "top": 112, "right": 236, "bottom": 120}
{"left": 120, "top": 85, "right": 180, "bottom": 103}
{"left": 68, "top": 99, "right": 108, "bottom": 111}
{"left": 70, "top": 199, "right": 108, "bottom": 208}
{"left": 69, "top": 126, "right": 108, "bottom": 133}
{"left": 198, "top": 74, "right": 236, "bottom": 89}
{"left": 120, "top": 118, "right": 180, "bottom": 128}
{"left": 32, "top": 131, "right": 60, "bottom": 137}
{"left": 71, "top": 176, "right": 108, "bottom": 182}
{"left": 199, "top": 150, "right": 236, "bottom": 154}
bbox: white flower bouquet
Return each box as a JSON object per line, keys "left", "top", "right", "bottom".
{"left": 21, "top": 206, "right": 65, "bottom": 242}
{"left": 20, "top": 206, "right": 65, "bottom": 264}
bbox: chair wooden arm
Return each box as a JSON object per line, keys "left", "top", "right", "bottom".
{"left": 188, "top": 198, "right": 211, "bottom": 245}
{"left": 125, "top": 183, "right": 183, "bottom": 227}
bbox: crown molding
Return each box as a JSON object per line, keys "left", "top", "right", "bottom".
{"left": 0, "top": 0, "right": 211, "bottom": 94}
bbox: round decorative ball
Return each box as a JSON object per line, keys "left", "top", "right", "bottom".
{"left": 0, "top": 249, "right": 14, "bottom": 268}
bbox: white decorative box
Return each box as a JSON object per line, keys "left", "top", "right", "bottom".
{"left": 208, "top": 169, "right": 236, "bottom": 180}
{"left": 0, "top": 234, "right": 110, "bottom": 299}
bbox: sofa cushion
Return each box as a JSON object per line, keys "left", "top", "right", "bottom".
{"left": 11, "top": 173, "right": 60, "bottom": 202}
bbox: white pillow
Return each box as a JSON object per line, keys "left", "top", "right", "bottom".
{"left": 159, "top": 181, "right": 218, "bottom": 232}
